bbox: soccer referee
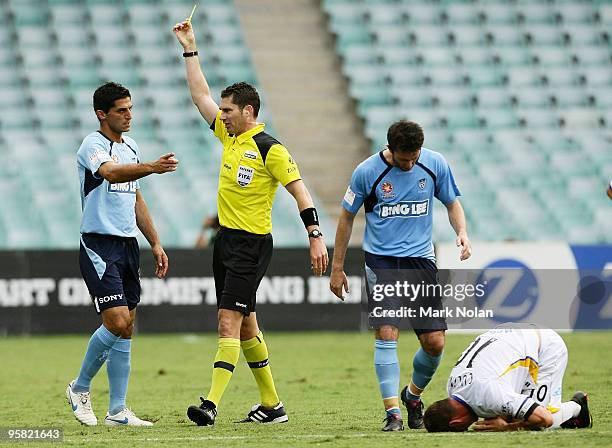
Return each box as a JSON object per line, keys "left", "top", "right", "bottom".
{"left": 173, "top": 20, "right": 328, "bottom": 426}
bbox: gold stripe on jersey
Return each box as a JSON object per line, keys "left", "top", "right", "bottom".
{"left": 211, "top": 111, "right": 301, "bottom": 235}
{"left": 500, "top": 356, "right": 539, "bottom": 383}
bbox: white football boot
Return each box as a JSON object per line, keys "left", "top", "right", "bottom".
{"left": 105, "top": 408, "right": 154, "bottom": 427}
{"left": 66, "top": 380, "right": 97, "bottom": 426}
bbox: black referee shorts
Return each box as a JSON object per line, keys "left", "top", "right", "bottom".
{"left": 213, "top": 227, "right": 273, "bottom": 315}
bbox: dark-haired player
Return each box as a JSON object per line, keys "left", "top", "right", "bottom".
{"left": 173, "top": 20, "right": 328, "bottom": 426}
{"left": 67, "top": 82, "right": 178, "bottom": 426}
{"left": 330, "top": 120, "right": 471, "bottom": 431}
{"left": 423, "top": 326, "right": 592, "bottom": 432}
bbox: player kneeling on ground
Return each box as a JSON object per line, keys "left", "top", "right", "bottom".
{"left": 424, "top": 325, "right": 592, "bottom": 432}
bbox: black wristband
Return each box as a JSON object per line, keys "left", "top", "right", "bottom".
{"left": 300, "top": 207, "right": 319, "bottom": 228}
{"left": 183, "top": 51, "right": 198, "bottom": 58}
{"left": 523, "top": 402, "right": 540, "bottom": 421}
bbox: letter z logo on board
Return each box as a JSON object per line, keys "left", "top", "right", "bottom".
{"left": 237, "top": 165, "right": 254, "bottom": 187}
{"left": 379, "top": 200, "right": 429, "bottom": 218}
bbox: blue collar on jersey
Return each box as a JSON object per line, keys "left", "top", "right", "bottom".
{"left": 364, "top": 150, "right": 437, "bottom": 213}
{"left": 96, "top": 131, "right": 138, "bottom": 160}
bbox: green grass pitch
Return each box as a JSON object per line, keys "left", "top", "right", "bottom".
{"left": 1, "top": 332, "right": 610, "bottom": 447}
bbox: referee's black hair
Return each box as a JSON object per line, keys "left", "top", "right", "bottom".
{"left": 93, "top": 82, "right": 131, "bottom": 114}
{"left": 387, "top": 120, "right": 424, "bottom": 154}
{"left": 221, "top": 82, "right": 260, "bottom": 117}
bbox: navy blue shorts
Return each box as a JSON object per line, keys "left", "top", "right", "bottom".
{"left": 364, "top": 252, "right": 447, "bottom": 335}
{"left": 79, "top": 233, "right": 141, "bottom": 315}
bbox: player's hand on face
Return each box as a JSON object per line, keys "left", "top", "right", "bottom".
{"left": 456, "top": 233, "right": 472, "bottom": 261}
{"left": 329, "top": 269, "right": 349, "bottom": 301}
{"left": 309, "top": 237, "right": 328, "bottom": 277}
{"left": 152, "top": 244, "right": 169, "bottom": 279}
{"left": 473, "top": 416, "right": 508, "bottom": 432}
{"left": 152, "top": 153, "right": 179, "bottom": 174}
{"left": 172, "top": 20, "right": 196, "bottom": 49}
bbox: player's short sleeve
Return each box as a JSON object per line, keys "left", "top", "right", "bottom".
{"left": 482, "top": 380, "right": 540, "bottom": 420}
{"left": 265, "top": 144, "right": 302, "bottom": 186}
{"left": 435, "top": 155, "right": 460, "bottom": 205}
{"left": 342, "top": 164, "right": 367, "bottom": 214}
{"left": 77, "top": 137, "right": 112, "bottom": 179}
{"left": 210, "top": 110, "right": 231, "bottom": 146}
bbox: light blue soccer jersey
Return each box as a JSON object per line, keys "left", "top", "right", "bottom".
{"left": 342, "top": 149, "right": 460, "bottom": 260}
{"left": 77, "top": 131, "right": 141, "bottom": 237}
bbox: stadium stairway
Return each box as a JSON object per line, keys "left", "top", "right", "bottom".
{"left": 321, "top": 0, "right": 612, "bottom": 244}
{"left": 235, "top": 0, "right": 368, "bottom": 244}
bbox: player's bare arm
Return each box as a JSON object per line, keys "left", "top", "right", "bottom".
{"left": 172, "top": 20, "right": 219, "bottom": 125}
{"left": 98, "top": 153, "right": 179, "bottom": 184}
{"left": 135, "top": 190, "right": 168, "bottom": 279}
{"left": 329, "top": 208, "right": 356, "bottom": 300}
{"left": 285, "top": 180, "right": 329, "bottom": 277}
{"left": 473, "top": 406, "right": 553, "bottom": 432}
{"left": 445, "top": 199, "right": 472, "bottom": 261}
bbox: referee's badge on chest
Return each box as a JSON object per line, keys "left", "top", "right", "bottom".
{"left": 237, "top": 165, "right": 255, "bottom": 187}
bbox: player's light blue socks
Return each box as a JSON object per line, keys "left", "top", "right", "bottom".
{"left": 73, "top": 325, "right": 119, "bottom": 393}
{"left": 107, "top": 337, "right": 132, "bottom": 415}
{"left": 406, "top": 348, "right": 442, "bottom": 400}
{"left": 374, "top": 340, "right": 400, "bottom": 403}
{"left": 386, "top": 407, "right": 401, "bottom": 418}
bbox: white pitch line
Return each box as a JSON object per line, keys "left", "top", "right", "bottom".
{"left": 70, "top": 433, "right": 375, "bottom": 443}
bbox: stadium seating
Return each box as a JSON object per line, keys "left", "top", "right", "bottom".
{"left": 0, "top": 0, "right": 307, "bottom": 248}
{"left": 324, "top": 0, "right": 611, "bottom": 243}
{"left": 0, "top": 0, "right": 609, "bottom": 248}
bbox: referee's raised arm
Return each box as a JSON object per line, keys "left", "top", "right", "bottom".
{"left": 173, "top": 20, "right": 218, "bottom": 125}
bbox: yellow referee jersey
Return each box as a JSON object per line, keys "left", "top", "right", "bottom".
{"left": 211, "top": 111, "right": 302, "bottom": 234}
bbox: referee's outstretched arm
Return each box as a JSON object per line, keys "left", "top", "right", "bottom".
{"left": 285, "top": 180, "right": 329, "bottom": 277}
{"left": 173, "top": 20, "right": 219, "bottom": 125}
